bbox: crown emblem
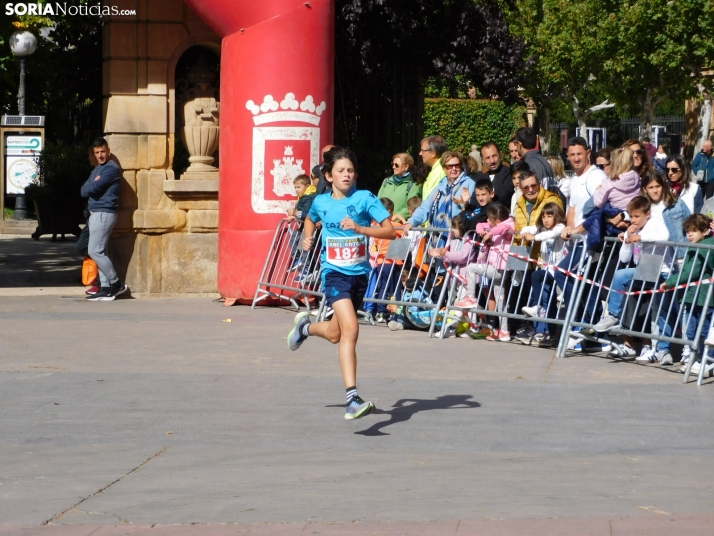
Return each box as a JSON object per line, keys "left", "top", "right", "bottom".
{"left": 270, "top": 146, "right": 305, "bottom": 197}
{"left": 246, "top": 93, "right": 327, "bottom": 126}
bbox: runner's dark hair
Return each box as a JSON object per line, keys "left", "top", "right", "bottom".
{"left": 322, "top": 146, "right": 358, "bottom": 176}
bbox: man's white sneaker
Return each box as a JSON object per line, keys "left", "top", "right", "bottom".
{"left": 593, "top": 315, "right": 619, "bottom": 332}
{"left": 680, "top": 345, "right": 692, "bottom": 364}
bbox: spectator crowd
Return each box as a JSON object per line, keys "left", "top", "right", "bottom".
{"left": 285, "top": 129, "right": 714, "bottom": 374}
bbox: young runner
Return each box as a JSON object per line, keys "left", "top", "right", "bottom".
{"left": 287, "top": 147, "right": 396, "bottom": 420}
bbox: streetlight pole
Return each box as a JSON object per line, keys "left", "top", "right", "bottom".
{"left": 18, "top": 58, "right": 26, "bottom": 116}
{"left": 9, "top": 30, "right": 37, "bottom": 220}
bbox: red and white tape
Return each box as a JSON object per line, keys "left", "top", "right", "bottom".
{"left": 439, "top": 237, "right": 714, "bottom": 297}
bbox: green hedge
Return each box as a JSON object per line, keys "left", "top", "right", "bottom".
{"left": 423, "top": 99, "right": 525, "bottom": 158}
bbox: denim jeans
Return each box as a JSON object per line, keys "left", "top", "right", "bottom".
{"left": 364, "top": 264, "right": 401, "bottom": 314}
{"left": 553, "top": 242, "right": 602, "bottom": 324}
{"left": 607, "top": 268, "right": 637, "bottom": 319}
{"left": 654, "top": 285, "right": 679, "bottom": 353}
{"left": 686, "top": 305, "right": 714, "bottom": 358}
{"left": 529, "top": 270, "right": 556, "bottom": 334}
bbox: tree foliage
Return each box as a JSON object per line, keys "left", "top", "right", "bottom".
{"left": 339, "top": 0, "right": 533, "bottom": 103}
{"left": 0, "top": 0, "right": 102, "bottom": 143}
{"left": 509, "top": 0, "right": 714, "bottom": 139}
{"left": 599, "top": 0, "right": 714, "bottom": 134}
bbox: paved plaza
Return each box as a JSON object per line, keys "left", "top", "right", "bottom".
{"left": 1, "top": 235, "right": 714, "bottom": 534}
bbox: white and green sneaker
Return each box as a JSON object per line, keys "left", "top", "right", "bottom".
{"left": 344, "top": 396, "right": 375, "bottom": 420}
{"left": 287, "top": 312, "right": 311, "bottom": 351}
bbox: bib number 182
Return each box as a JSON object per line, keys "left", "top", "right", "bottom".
{"left": 333, "top": 247, "right": 359, "bottom": 260}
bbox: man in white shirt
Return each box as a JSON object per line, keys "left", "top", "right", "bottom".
{"left": 562, "top": 137, "right": 607, "bottom": 237}
{"left": 555, "top": 137, "right": 609, "bottom": 351}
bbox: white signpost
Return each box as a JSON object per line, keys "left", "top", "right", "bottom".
{"left": 4, "top": 135, "right": 41, "bottom": 194}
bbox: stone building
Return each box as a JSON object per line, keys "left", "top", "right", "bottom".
{"left": 104, "top": 0, "right": 222, "bottom": 294}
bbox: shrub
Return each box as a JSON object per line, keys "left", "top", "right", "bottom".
{"left": 26, "top": 141, "right": 93, "bottom": 199}
{"left": 423, "top": 99, "right": 525, "bottom": 159}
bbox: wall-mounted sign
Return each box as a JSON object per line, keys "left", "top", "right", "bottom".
{"left": 6, "top": 156, "right": 39, "bottom": 194}
{"left": 6, "top": 135, "right": 42, "bottom": 156}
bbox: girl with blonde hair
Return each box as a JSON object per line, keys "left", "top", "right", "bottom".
{"left": 592, "top": 146, "right": 641, "bottom": 211}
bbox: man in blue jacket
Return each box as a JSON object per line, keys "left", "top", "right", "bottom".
{"left": 81, "top": 137, "right": 128, "bottom": 301}
{"left": 692, "top": 140, "right": 714, "bottom": 199}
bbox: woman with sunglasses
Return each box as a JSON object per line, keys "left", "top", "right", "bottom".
{"left": 378, "top": 153, "right": 422, "bottom": 221}
{"left": 595, "top": 147, "right": 612, "bottom": 176}
{"left": 665, "top": 154, "right": 703, "bottom": 214}
{"left": 622, "top": 139, "right": 651, "bottom": 178}
{"left": 403, "top": 151, "right": 475, "bottom": 231}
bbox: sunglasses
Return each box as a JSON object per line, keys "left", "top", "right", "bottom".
{"left": 521, "top": 184, "right": 539, "bottom": 191}
{"left": 667, "top": 167, "right": 681, "bottom": 173}
{"left": 633, "top": 149, "right": 645, "bottom": 156}
{"left": 392, "top": 163, "right": 401, "bottom": 167}
{"left": 445, "top": 163, "right": 461, "bottom": 170}
{"left": 596, "top": 163, "right": 607, "bottom": 170}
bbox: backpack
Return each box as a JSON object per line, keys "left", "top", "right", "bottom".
{"left": 402, "top": 272, "right": 446, "bottom": 330}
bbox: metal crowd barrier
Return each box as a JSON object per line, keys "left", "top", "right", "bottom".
{"left": 253, "top": 219, "right": 714, "bottom": 386}
{"left": 439, "top": 232, "right": 589, "bottom": 344}
{"left": 559, "top": 237, "right": 714, "bottom": 386}
{"left": 251, "top": 218, "right": 326, "bottom": 317}
{"left": 361, "top": 227, "right": 454, "bottom": 337}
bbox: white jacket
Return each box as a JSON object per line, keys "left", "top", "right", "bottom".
{"left": 619, "top": 217, "right": 671, "bottom": 274}
{"left": 521, "top": 223, "right": 567, "bottom": 271}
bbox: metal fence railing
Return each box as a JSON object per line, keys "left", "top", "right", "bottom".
{"left": 361, "top": 227, "right": 457, "bottom": 338}
{"left": 439, "top": 233, "right": 589, "bottom": 347}
{"left": 251, "top": 218, "right": 326, "bottom": 318}
{"left": 253, "top": 220, "right": 714, "bottom": 386}
{"left": 558, "top": 237, "right": 714, "bottom": 383}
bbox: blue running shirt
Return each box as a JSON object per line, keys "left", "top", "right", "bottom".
{"left": 308, "top": 189, "right": 391, "bottom": 276}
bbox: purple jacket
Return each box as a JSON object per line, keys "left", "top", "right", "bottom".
{"left": 593, "top": 170, "right": 641, "bottom": 211}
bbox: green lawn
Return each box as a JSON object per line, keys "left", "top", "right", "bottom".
{"left": 3, "top": 207, "right": 14, "bottom": 220}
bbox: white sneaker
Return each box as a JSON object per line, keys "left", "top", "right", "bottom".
{"left": 635, "top": 345, "right": 657, "bottom": 363}
{"left": 567, "top": 337, "right": 583, "bottom": 352}
{"left": 610, "top": 343, "right": 636, "bottom": 358}
{"left": 686, "top": 361, "right": 702, "bottom": 374}
{"left": 657, "top": 350, "right": 674, "bottom": 366}
{"left": 521, "top": 305, "right": 542, "bottom": 317}
{"left": 593, "top": 315, "right": 619, "bottom": 332}
{"left": 680, "top": 345, "right": 692, "bottom": 364}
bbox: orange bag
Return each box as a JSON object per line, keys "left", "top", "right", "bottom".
{"left": 82, "top": 257, "right": 98, "bottom": 285}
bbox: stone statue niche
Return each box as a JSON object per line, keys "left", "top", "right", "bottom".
{"left": 176, "top": 56, "right": 220, "bottom": 180}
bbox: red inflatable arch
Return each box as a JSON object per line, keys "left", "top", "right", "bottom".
{"left": 183, "top": 0, "right": 335, "bottom": 301}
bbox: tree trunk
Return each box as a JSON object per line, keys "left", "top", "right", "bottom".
{"left": 535, "top": 106, "right": 552, "bottom": 155}
{"left": 572, "top": 97, "right": 587, "bottom": 137}
{"left": 694, "top": 85, "right": 712, "bottom": 155}
{"left": 639, "top": 88, "right": 656, "bottom": 141}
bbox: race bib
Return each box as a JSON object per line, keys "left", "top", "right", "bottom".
{"left": 326, "top": 236, "right": 367, "bottom": 266}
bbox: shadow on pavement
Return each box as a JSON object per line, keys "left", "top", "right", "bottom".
{"left": 354, "top": 394, "right": 481, "bottom": 437}
{"left": 0, "top": 235, "right": 83, "bottom": 288}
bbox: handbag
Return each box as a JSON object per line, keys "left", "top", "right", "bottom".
{"left": 82, "top": 257, "right": 98, "bottom": 285}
